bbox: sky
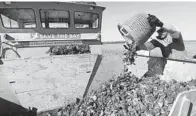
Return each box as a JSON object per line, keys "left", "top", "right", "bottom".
{"left": 97, "top": 2, "right": 196, "bottom": 42}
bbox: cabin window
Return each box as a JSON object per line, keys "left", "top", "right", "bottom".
{"left": 74, "top": 11, "right": 99, "bottom": 29}
{"left": 0, "top": 8, "right": 36, "bottom": 28}
{"left": 40, "top": 9, "right": 70, "bottom": 28}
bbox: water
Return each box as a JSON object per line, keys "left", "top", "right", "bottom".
{"left": 184, "top": 41, "right": 196, "bottom": 58}
{"left": 100, "top": 41, "right": 196, "bottom": 59}
{"left": 2, "top": 41, "right": 196, "bottom": 59}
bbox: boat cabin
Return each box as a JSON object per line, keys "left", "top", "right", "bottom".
{"left": 0, "top": 2, "right": 105, "bottom": 58}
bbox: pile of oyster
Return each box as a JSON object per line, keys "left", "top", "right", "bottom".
{"left": 47, "top": 44, "right": 90, "bottom": 55}
{"left": 38, "top": 50, "right": 196, "bottom": 116}
{"left": 38, "top": 72, "right": 196, "bottom": 116}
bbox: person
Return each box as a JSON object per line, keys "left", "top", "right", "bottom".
{"left": 119, "top": 14, "right": 186, "bottom": 77}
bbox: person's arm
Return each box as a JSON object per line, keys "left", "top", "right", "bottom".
{"left": 162, "top": 23, "right": 181, "bottom": 39}
{"left": 148, "top": 14, "right": 181, "bottom": 39}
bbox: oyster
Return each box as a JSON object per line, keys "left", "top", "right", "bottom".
{"left": 38, "top": 51, "right": 196, "bottom": 116}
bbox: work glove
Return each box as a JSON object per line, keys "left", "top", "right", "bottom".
{"left": 147, "top": 14, "right": 163, "bottom": 27}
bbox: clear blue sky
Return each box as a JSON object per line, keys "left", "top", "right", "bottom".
{"left": 97, "top": 2, "right": 196, "bottom": 42}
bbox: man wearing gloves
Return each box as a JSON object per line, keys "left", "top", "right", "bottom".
{"left": 118, "top": 14, "right": 186, "bottom": 76}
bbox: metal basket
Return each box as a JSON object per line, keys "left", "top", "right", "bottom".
{"left": 119, "top": 13, "right": 156, "bottom": 45}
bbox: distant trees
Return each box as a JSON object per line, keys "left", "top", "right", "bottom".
{"left": 193, "top": 55, "right": 196, "bottom": 59}
{"left": 71, "top": 1, "right": 97, "bottom": 5}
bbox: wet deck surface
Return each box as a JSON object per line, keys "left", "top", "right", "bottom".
{"left": 0, "top": 54, "right": 98, "bottom": 111}
{"left": 1, "top": 42, "right": 196, "bottom": 112}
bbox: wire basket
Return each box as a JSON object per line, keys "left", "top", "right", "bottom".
{"left": 119, "top": 13, "right": 156, "bottom": 46}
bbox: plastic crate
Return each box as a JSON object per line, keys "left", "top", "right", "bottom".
{"left": 169, "top": 89, "right": 196, "bottom": 116}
